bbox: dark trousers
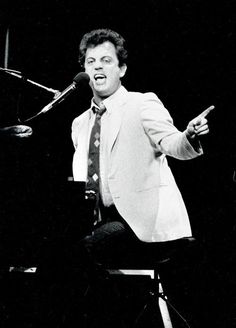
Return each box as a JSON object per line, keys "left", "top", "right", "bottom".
{"left": 78, "top": 203, "right": 179, "bottom": 271}
{"left": 81, "top": 204, "right": 139, "bottom": 266}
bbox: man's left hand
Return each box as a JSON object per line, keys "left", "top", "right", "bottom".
{"left": 186, "top": 105, "right": 214, "bottom": 140}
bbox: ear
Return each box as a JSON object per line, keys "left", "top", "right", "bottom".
{"left": 119, "top": 64, "right": 127, "bottom": 78}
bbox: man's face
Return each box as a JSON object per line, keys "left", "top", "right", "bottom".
{"left": 84, "top": 41, "right": 127, "bottom": 101}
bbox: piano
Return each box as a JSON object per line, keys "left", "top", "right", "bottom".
{"left": 0, "top": 179, "right": 94, "bottom": 270}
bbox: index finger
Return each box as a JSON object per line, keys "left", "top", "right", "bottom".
{"left": 198, "top": 105, "right": 215, "bottom": 119}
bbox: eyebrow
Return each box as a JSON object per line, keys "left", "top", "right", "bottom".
{"left": 86, "top": 55, "right": 113, "bottom": 61}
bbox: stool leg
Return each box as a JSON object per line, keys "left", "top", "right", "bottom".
{"left": 158, "top": 276, "right": 173, "bottom": 328}
{"left": 157, "top": 274, "right": 191, "bottom": 328}
{"left": 132, "top": 272, "right": 173, "bottom": 328}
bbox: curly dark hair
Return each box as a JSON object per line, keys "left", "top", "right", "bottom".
{"left": 78, "top": 28, "right": 128, "bottom": 67}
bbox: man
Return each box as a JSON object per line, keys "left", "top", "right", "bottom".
{"left": 71, "top": 28, "right": 213, "bottom": 264}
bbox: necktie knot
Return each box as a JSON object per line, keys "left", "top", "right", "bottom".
{"left": 92, "top": 104, "right": 106, "bottom": 117}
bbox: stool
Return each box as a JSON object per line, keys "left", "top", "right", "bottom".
{"left": 106, "top": 237, "right": 196, "bottom": 328}
{"left": 107, "top": 268, "right": 189, "bottom": 328}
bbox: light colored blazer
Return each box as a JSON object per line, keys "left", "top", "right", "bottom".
{"left": 71, "top": 86, "right": 203, "bottom": 242}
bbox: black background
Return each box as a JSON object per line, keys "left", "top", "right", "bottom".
{"left": 0, "top": 0, "right": 235, "bottom": 327}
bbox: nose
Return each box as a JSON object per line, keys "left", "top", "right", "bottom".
{"left": 94, "top": 60, "right": 103, "bottom": 70}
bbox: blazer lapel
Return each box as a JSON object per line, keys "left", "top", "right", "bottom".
{"left": 107, "top": 103, "right": 126, "bottom": 154}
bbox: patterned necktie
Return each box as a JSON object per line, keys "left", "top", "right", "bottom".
{"left": 86, "top": 105, "right": 106, "bottom": 223}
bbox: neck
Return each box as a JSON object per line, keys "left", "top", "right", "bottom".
{"left": 93, "top": 96, "right": 105, "bottom": 108}
{"left": 93, "top": 83, "right": 122, "bottom": 106}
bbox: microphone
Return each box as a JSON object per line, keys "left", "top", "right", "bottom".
{"left": 22, "top": 72, "right": 90, "bottom": 122}
{"left": 40, "top": 72, "right": 90, "bottom": 114}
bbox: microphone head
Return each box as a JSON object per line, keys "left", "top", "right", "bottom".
{"left": 73, "top": 72, "right": 90, "bottom": 85}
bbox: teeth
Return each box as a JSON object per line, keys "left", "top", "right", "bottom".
{"left": 95, "top": 74, "right": 105, "bottom": 80}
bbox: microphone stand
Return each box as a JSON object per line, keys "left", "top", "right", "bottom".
{"left": 0, "top": 67, "right": 61, "bottom": 122}
{"left": 0, "top": 67, "right": 60, "bottom": 97}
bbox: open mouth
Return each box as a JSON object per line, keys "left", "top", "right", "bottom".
{"left": 94, "top": 74, "right": 106, "bottom": 82}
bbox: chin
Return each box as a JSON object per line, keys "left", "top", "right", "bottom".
{"left": 96, "top": 90, "right": 112, "bottom": 99}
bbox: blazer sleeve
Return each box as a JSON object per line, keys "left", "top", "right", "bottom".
{"left": 140, "top": 92, "right": 203, "bottom": 160}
